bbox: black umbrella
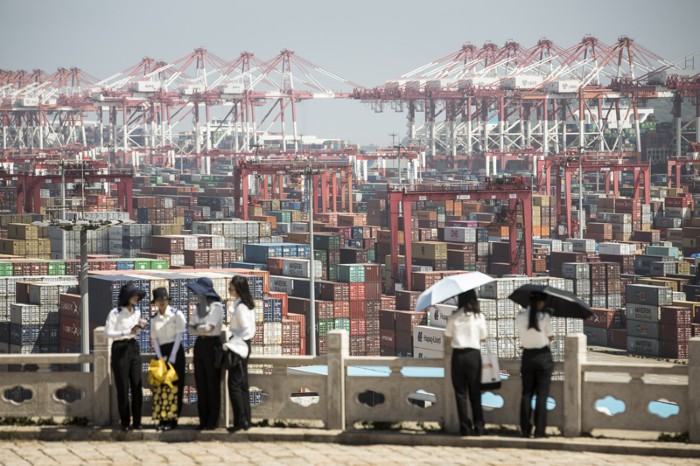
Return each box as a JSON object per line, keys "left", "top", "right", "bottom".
{"left": 508, "top": 284, "right": 593, "bottom": 319}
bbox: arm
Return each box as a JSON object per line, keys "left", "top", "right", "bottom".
{"left": 478, "top": 314, "right": 487, "bottom": 342}
{"left": 543, "top": 315, "right": 555, "bottom": 342}
{"left": 444, "top": 315, "right": 454, "bottom": 338}
{"left": 153, "top": 337, "right": 163, "bottom": 360}
{"left": 103, "top": 310, "right": 128, "bottom": 338}
{"left": 168, "top": 333, "right": 182, "bottom": 363}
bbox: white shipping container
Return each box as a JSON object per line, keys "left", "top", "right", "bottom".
{"left": 443, "top": 227, "right": 476, "bottom": 243}
{"left": 502, "top": 75, "right": 544, "bottom": 90}
{"left": 543, "top": 79, "right": 580, "bottom": 93}
{"left": 429, "top": 304, "right": 454, "bottom": 328}
{"left": 414, "top": 347, "right": 444, "bottom": 359}
{"left": 665, "top": 207, "right": 690, "bottom": 219}
{"left": 413, "top": 325, "right": 446, "bottom": 352}
{"left": 598, "top": 242, "right": 636, "bottom": 255}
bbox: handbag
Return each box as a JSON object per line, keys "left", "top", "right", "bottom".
{"left": 480, "top": 353, "right": 502, "bottom": 390}
{"left": 214, "top": 345, "right": 240, "bottom": 370}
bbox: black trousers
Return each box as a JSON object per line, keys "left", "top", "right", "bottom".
{"left": 227, "top": 339, "right": 252, "bottom": 428}
{"left": 159, "top": 342, "right": 186, "bottom": 421}
{"left": 194, "top": 336, "right": 222, "bottom": 429}
{"left": 111, "top": 339, "right": 142, "bottom": 428}
{"left": 520, "top": 346, "right": 554, "bottom": 436}
{"left": 451, "top": 347, "right": 483, "bottom": 434}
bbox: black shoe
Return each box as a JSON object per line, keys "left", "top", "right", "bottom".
{"left": 227, "top": 424, "right": 248, "bottom": 434}
{"left": 162, "top": 424, "right": 173, "bottom": 432}
{"left": 473, "top": 426, "right": 485, "bottom": 437}
{"left": 534, "top": 433, "right": 548, "bottom": 439}
{"left": 155, "top": 425, "right": 163, "bottom": 432}
{"left": 132, "top": 424, "right": 142, "bottom": 430}
{"left": 121, "top": 425, "right": 131, "bottom": 432}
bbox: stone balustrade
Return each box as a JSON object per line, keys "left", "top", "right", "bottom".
{"left": 0, "top": 329, "right": 698, "bottom": 443}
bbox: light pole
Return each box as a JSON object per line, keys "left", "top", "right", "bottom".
{"left": 579, "top": 148, "right": 585, "bottom": 239}
{"left": 33, "top": 218, "right": 133, "bottom": 371}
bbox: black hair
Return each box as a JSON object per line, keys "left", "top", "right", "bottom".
{"left": 528, "top": 292, "right": 546, "bottom": 331}
{"left": 457, "top": 289, "right": 480, "bottom": 314}
{"left": 231, "top": 275, "right": 255, "bottom": 310}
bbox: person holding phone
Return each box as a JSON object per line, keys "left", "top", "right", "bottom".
{"left": 104, "top": 282, "right": 147, "bottom": 432}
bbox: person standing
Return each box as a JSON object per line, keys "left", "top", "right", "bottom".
{"left": 444, "top": 289, "right": 487, "bottom": 436}
{"left": 150, "top": 287, "right": 186, "bottom": 431}
{"left": 226, "top": 275, "right": 257, "bottom": 433}
{"left": 187, "top": 277, "right": 224, "bottom": 430}
{"left": 104, "top": 282, "right": 147, "bottom": 432}
{"left": 515, "top": 292, "right": 554, "bottom": 438}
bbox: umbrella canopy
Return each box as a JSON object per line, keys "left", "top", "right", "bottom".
{"left": 508, "top": 284, "right": 593, "bottom": 319}
{"left": 415, "top": 272, "right": 494, "bottom": 312}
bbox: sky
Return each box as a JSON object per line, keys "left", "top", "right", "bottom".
{"left": 1, "top": 0, "right": 699, "bottom": 146}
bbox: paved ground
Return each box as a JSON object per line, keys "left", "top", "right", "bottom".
{"left": 0, "top": 440, "right": 697, "bottom": 466}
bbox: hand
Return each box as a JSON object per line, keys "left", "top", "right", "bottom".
{"left": 168, "top": 356, "right": 176, "bottom": 365}
{"left": 130, "top": 325, "right": 141, "bottom": 335}
{"left": 138, "top": 319, "right": 148, "bottom": 327}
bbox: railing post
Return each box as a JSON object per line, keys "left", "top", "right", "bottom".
{"left": 443, "top": 336, "right": 459, "bottom": 434}
{"left": 563, "top": 333, "right": 586, "bottom": 437}
{"left": 326, "top": 330, "right": 348, "bottom": 430}
{"left": 93, "top": 326, "right": 111, "bottom": 426}
{"left": 688, "top": 337, "right": 700, "bottom": 443}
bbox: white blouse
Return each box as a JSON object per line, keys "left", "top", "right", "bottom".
{"left": 104, "top": 307, "right": 141, "bottom": 341}
{"left": 229, "top": 300, "right": 256, "bottom": 341}
{"left": 151, "top": 306, "right": 186, "bottom": 345}
{"left": 515, "top": 309, "right": 554, "bottom": 349}
{"left": 445, "top": 310, "right": 487, "bottom": 350}
{"left": 190, "top": 301, "right": 224, "bottom": 337}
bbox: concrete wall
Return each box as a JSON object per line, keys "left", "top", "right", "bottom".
{"left": 0, "top": 329, "right": 698, "bottom": 442}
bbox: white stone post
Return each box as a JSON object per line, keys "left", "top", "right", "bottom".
{"left": 326, "top": 330, "right": 348, "bottom": 430}
{"left": 564, "top": 333, "right": 586, "bottom": 437}
{"left": 92, "top": 327, "right": 111, "bottom": 426}
{"left": 688, "top": 337, "right": 700, "bottom": 443}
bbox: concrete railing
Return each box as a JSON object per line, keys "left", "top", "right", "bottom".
{"left": 0, "top": 328, "right": 698, "bottom": 443}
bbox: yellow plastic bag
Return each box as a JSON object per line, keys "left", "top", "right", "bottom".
{"left": 148, "top": 358, "right": 179, "bottom": 388}
{"left": 148, "top": 358, "right": 167, "bottom": 387}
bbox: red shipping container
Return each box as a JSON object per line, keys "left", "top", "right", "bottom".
{"left": 286, "top": 313, "right": 306, "bottom": 339}
{"left": 395, "top": 310, "right": 427, "bottom": 334}
{"left": 660, "top": 324, "right": 692, "bottom": 342}
{"left": 350, "top": 336, "right": 367, "bottom": 356}
{"left": 365, "top": 282, "right": 382, "bottom": 300}
{"left": 349, "top": 301, "right": 366, "bottom": 320}
{"left": 59, "top": 294, "right": 81, "bottom": 320}
{"left": 660, "top": 340, "right": 688, "bottom": 359}
{"left": 349, "top": 283, "right": 366, "bottom": 301}
{"left": 59, "top": 315, "right": 81, "bottom": 344}
{"left": 379, "top": 309, "right": 397, "bottom": 330}
{"left": 334, "top": 301, "right": 350, "bottom": 319}
{"left": 380, "top": 329, "right": 395, "bottom": 349}
{"left": 608, "top": 328, "right": 627, "bottom": 350}
{"left": 380, "top": 296, "right": 396, "bottom": 309}
{"left": 586, "top": 309, "right": 617, "bottom": 329}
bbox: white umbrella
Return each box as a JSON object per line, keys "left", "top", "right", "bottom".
{"left": 415, "top": 272, "right": 494, "bottom": 311}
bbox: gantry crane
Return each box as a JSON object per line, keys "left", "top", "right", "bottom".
{"left": 388, "top": 178, "right": 533, "bottom": 291}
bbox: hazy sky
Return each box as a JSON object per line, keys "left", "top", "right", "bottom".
{"left": 1, "top": 0, "right": 699, "bottom": 145}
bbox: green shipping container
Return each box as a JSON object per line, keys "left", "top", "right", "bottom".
{"left": 48, "top": 262, "right": 67, "bottom": 275}
{"left": 334, "top": 318, "right": 350, "bottom": 332}
{"left": 327, "top": 264, "right": 338, "bottom": 281}
{"left": 150, "top": 260, "right": 169, "bottom": 270}
{"left": 317, "top": 319, "right": 335, "bottom": 337}
{"left": 0, "top": 262, "right": 13, "bottom": 276}
{"left": 133, "top": 260, "right": 150, "bottom": 271}
{"left": 337, "top": 264, "right": 366, "bottom": 283}
{"left": 314, "top": 234, "right": 341, "bottom": 250}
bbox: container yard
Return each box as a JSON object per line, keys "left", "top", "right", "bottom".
{"left": 0, "top": 34, "right": 699, "bottom": 375}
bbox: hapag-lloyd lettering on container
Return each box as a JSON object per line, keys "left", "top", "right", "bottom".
{"left": 413, "top": 325, "right": 445, "bottom": 351}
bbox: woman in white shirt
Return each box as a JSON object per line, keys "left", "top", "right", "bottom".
{"left": 444, "top": 289, "right": 487, "bottom": 436}
{"left": 104, "top": 282, "right": 147, "bottom": 432}
{"left": 186, "top": 277, "right": 224, "bottom": 430}
{"left": 515, "top": 292, "right": 554, "bottom": 438}
{"left": 150, "top": 287, "right": 187, "bottom": 431}
{"left": 226, "top": 275, "right": 257, "bottom": 433}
